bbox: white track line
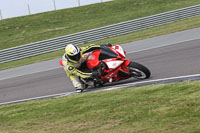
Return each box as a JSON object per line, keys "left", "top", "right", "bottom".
{"left": 0, "top": 92, "right": 75, "bottom": 106}
{"left": 1, "top": 73, "right": 200, "bottom": 106}
{"left": 104, "top": 73, "right": 200, "bottom": 91}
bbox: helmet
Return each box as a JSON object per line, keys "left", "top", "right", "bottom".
{"left": 65, "top": 44, "right": 81, "bottom": 63}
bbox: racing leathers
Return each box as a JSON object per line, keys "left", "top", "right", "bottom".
{"left": 62, "top": 44, "right": 102, "bottom": 90}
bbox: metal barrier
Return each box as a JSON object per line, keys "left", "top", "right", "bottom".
{"left": 0, "top": 4, "right": 200, "bottom": 63}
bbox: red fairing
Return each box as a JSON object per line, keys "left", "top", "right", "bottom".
{"left": 121, "top": 60, "right": 131, "bottom": 72}
{"left": 86, "top": 45, "right": 134, "bottom": 83}
{"left": 86, "top": 50, "right": 101, "bottom": 69}
{"left": 122, "top": 60, "right": 130, "bottom": 68}
{"left": 111, "top": 45, "right": 126, "bottom": 58}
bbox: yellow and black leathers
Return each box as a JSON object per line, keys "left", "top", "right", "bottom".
{"left": 62, "top": 44, "right": 101, "bottom": 81}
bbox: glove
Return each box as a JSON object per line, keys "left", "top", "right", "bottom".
{"left": 100, "top": 43, "right": 112, "bottom": 48}
{"left": 106, "top": 43, "right": 112, "bottom": 47}
{"left": 91, "top": 70, "right": 104, "bottom": 87}
{"left": 91, "top": 71, "right": 100, "bottom": 79}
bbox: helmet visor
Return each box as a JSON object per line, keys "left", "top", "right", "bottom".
{"left": 68, "top": 52, "right": 81, "bottom": 62}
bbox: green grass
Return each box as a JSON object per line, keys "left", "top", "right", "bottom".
{"left": 0, "top": 81, "right": 200, "bottom": 132}
{"left": 0, "top": 0, "right": 200, "bottom": 50}
{"left": 1, "top": 15, "right": 200, "bottom": 71}
{"left": 1, "top": 0, "right": 200, "bottom": 71}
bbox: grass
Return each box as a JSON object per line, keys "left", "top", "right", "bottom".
{"left": 1, "top": 0, "right": 200, "bottom": 71}
{"left": 1, "top": 15, "right": 200, "bottom": 71}
{"left": 0, "top": 81, "right": 200, "bottom": 132}
{"left": 0, "top": 0, "right": 200, "bottom": 50}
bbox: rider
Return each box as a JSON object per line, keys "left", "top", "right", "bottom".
{"left": 62, "top": 43, "right": 112, "bottom": 92}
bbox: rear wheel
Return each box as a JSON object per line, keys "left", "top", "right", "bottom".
{"left": 127, "top": 62, "right": 151, "bottom": 79}
{"left": 94, "top": 80, "right": 104, "bottom": 87}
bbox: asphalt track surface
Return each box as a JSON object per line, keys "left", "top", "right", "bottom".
{"left": 0, "top": 38, "right": 200, "bottom": 104}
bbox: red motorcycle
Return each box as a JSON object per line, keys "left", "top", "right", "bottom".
{"left": 85, "top": 45, "right": 150, "bottom": 87}
{"left": 60, "top": 45, "right": 151, "bottom": 90}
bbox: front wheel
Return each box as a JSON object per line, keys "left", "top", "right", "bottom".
{"left": 127, "top": 62, "right": 151, "bottom": 79}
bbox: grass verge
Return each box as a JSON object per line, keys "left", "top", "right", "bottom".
{"left": 1, "top": 0, "right": 200, "bottom": 50}
{"left": 0, "top": 81, "right": 200, "bottom": 132}
{"left": 1, "top": 15, "right": 200, "bottom": 71}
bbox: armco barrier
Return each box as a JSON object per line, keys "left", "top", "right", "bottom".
{"left": 0, "top": 4, "right": 200, "bottom": 63}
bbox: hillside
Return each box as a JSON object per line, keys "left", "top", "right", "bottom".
{"left": 0, "top": 0, "right": 200, "bottom": 50}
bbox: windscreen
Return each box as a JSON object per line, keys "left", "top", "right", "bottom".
{"left": 99, "top": 46, "right": 118, "bottom": 60}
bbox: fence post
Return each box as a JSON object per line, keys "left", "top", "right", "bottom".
{"left": 27, "top": 4, "right": 31, "bottom": 15}
{"left": 0, "top": 9, "right": 2, "bottom": 20}
{"left": 78, "top": 0, "right": 80, "bottom": 6}
{"left": 101, "top": 0, "right": 103, "bottom": 3}
{"left": 53, "top": 0, "right": 56, "bottom": 10}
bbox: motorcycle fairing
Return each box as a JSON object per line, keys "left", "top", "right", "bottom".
{"left": 87, "top": 45, "right": 126, "bottom": 68}
{"left": 100, "top": 60, "right": 132, "bottom": 82}
{"left": 104, "top": 60, "right": 124, "bottom": 69}
{"left": 99, "top": 46, "right": 118, "bottom": 60}
{"left": 112, "top": 45, "right": 126, "bottom": 58}
{"left": 100, "top": 64, "right": 123, "bottom": 82}
{"left": 87, "top": 46, "right": 119, "bottom": 69}
{"left": 87, "top": 50, "right": 101, "bottom": 69}
{"left": 86, "top": 45, "right": 133, "bottom": 83}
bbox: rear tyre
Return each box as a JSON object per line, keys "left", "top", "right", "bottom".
{"left": 94, "top": 80, "right": 104, "bottom": 87}
{"left": 127, "top": 62, "right": 151, "bottom": 79}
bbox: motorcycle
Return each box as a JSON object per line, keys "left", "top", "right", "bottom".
{"left": 60, "top": 45, "right": 151, "bottom": 91}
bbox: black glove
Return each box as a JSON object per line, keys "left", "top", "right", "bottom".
{"left": 100, "top": 43, "right": 112, "bottom": 48}
{"left": 92, "top": 72, "right": 104, "bottom": 87}
{"left": 91, "top": 71, "right": 100, "bottom": 79}
{"left": 106, "top": 43, "right": 112, "bottom": 47}
{"left": 91, "top": 61, "right": 107, "bottom": 79}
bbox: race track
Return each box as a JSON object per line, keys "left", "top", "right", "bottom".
{"left": 0, "top": 36, "right": 200, "bottom": 104}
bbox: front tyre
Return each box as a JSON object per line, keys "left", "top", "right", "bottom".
{"left": 127, "top": 62, "right": 151, "bottom": 79}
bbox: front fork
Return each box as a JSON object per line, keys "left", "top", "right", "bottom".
{"left": 121, "top": 60, "right": 131, "bottom": 73}
{"left": 117, "top": 60, "right": 132, "bottom": 78}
